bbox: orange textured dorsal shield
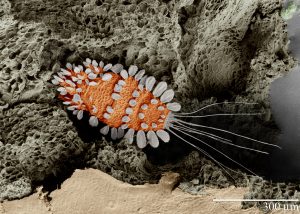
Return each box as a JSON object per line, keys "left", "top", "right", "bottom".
{"left": 51, "top": 59, "right": 182, "bottom": 148}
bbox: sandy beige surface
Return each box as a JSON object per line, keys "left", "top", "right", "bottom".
{"left": 0, "top": 168, "right": 268, "bottom": 214}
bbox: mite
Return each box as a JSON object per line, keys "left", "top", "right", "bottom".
{"left": 51, "top": 58, "right": 280, "bottom": 173}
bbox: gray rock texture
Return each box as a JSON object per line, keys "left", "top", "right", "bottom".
{"left": 0, "top": 103, "right": 85, "bottom": 200}
{"left": 0, "top": 0, "right": 298, "bottom": 205}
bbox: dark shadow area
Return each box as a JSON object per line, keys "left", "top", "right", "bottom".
{"left": 269, "top": 67, "right": 300, "bottom": 181}
{"left": 143, "top": 135, "right": 193, "bottom": 165}
{"left": 267, "top": 0, "right": 300, "bottom": 181}
{"left": 35, "top": 167, "right": 76, "bottom": 196}
{"left": 67, "top": 110, "right": 104, "bottom": 143}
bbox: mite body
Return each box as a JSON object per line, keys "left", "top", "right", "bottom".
{"left": 52, "top": 59, "right": 178, "bottom": 148}
{"left": 51, "top": 58, "right": 280, "bottom": 174}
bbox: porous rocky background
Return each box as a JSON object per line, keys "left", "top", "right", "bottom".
{"left": 0, "top": 0, "right": 299, "bottom": 211}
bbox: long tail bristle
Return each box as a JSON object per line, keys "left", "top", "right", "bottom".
{"left": 167, "top": 128, "right": 254, "bottom": 179}
{"left": 172, "top": 124, "right": 269, "bottom": 155}
{"left": 174, "top": 112, "right": 263, "bottom": 118}
{"left": 176, "top": 101, "right": 259, "bottom": 115}
{"left": 168, "top": 127, "right": 257, "bottom": 175}
{"left": 174, "top": 118, "right": 281, "bottom": 149}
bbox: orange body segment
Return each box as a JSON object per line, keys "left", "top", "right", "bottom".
{"left": 58, "top": 67, "right": 170, "bottom": 132}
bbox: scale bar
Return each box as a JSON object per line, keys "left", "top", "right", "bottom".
{"left": 213, "top": 199, "right": 299, "bottom": 202}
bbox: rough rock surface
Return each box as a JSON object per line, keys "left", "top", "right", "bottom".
{"left": 0, "top": 103, "right": 85, "bottom": 200}
{"left": 0, "top": 0, "right": 295, "bottom": 106}
{"left": 0, "top": 0, "right": 298, "bottom": 209}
